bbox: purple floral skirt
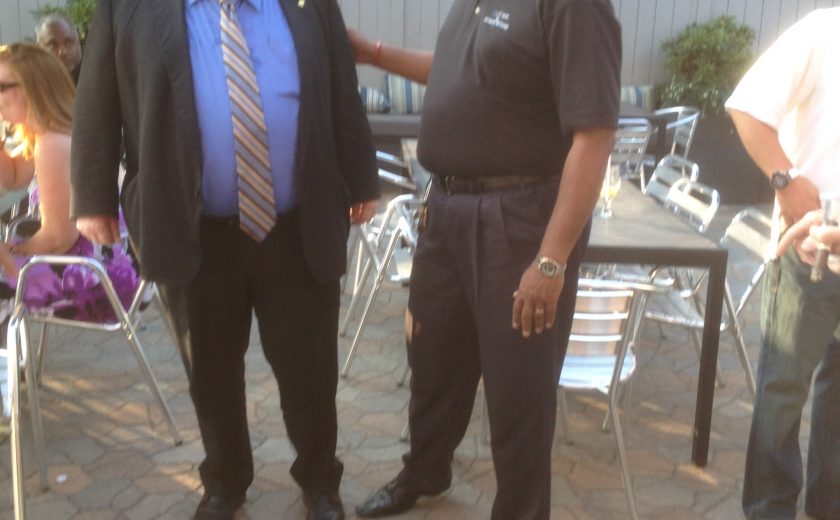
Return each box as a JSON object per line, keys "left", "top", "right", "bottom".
{"left": 2, "top": 235, "right": 140, "bottom": 323}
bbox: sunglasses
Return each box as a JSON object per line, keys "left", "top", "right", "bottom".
{"left": 0, "top": 82, "right": 20, "bottom": 93}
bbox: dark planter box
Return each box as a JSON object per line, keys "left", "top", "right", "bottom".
{"left": 690, "top": 114, "right": 774, "bottom": 205}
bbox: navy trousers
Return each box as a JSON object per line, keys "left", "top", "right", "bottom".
{"left": 401, "top": 180, "right": 589, "bottom": 520}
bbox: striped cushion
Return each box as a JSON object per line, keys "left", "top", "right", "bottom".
{"left": 385, "top": 74, "right": 426, "bottom": 114}
{"left": 358, "top": 85, "right": 391, "bottom": 113}
{"left": 620, "top": 85, "right": 655, "bottom": 111}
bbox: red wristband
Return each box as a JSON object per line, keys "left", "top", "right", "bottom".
{"left": 372, "top": 40, "right": 383, "bottom": 66}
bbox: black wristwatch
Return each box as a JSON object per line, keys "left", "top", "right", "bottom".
{"left": 770, "top": 169, "right": 793, "bottom": 190}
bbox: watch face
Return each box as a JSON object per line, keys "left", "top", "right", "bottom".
{"left": 538, "top": 258, "right": 559, "bottom": 277}
{"left": 771, "top": 171, "right": 791, "bottom": 190}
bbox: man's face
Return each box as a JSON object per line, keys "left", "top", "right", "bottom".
{"left": 37, "top": 21, "right": 82, "bottom": 74}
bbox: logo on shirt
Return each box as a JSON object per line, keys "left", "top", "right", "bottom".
{"left": 483, "top": 9, "right": 510, "bottom": 31}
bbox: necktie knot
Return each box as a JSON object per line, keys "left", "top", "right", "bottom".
{"left": 219, "top": 0, "right": 236, "bottom": 15}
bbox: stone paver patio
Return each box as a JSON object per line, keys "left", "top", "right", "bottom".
{"left": 0, "top": 209, "right": 820, "bottom": 519}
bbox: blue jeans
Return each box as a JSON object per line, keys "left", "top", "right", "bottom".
{"left": 743, "top": 249, "right": 840, "bottom": 520}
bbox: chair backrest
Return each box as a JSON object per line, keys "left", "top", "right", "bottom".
{"left": 720, "top": 207, "right": 772, "bottom": 317}
{"left": 665, "top": 178, "right": 720, "bottom": 233}
{"left": 612, "top": 117, "right": 653, "bottom": 180}
{"left": 561, "top": 278, "right": 662, "bottom": 390}
{"left": 568, "top": 283, "right": 632, "bottom": 357}
{"left": 653, "top": 106, "right": 701, "bottom": 158}
{"left": 644, "top": 154, "right": 699, "bottom": 204}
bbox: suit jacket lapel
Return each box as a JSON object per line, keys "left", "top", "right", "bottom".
{"left": 153, "top": 0, "right": 202, "bottom": 172}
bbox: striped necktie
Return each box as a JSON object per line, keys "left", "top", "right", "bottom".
{"left": 219, "top": 0, "right": 276, "bottom": 241}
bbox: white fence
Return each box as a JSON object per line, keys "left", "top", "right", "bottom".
{"left": 4, "top": 0, "right": 840, "bottom": 86}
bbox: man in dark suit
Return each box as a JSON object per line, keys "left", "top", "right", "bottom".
{"left": 70, "top": 0, "right": 379, "bottom": 519}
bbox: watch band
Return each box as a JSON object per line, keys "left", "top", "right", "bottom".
{"left": 770, "top": 169, "right": 794, "bottom": 190}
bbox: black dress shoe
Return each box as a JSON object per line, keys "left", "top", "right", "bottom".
{"left": 356, "top": 474, "right": 441, "bottom": 518}
{"left": 193, "top": 492, "right": 246, "bottom": 520}
{"left": 303, "top": 492, "right": 345, "bottom": 520}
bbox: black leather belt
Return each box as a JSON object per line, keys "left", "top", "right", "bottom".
{"left": 435, "top": 174, "right": 556, "bottom": 194}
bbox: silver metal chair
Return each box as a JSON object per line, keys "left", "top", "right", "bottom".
{"left": 340, "top": 194, "right": 423, "bottom": 377}
{"left": 665, "top": 177, "right": 720, "bottom": 234}
{"left": 343, "top": 151, "right": 414, "bottom": 296}
{"left": 644, "top": 208, "right": 769, "bottom": 398}
{"left": 641, "top": 106, "right": 701, "bottom": 176}
{"left": 654, "top": 105, "right": 701, "bottom": 158}
{"left": 612, "top": 117, "right": 653, "bottom": 191}
{"left": 558, "top": 277, "right": 667, "bottom": 520}
{"left": 643, "top": 154, "right": 700, "bottom": 207}
{"left": 340, "top": 146, "right": 432, "bottom": 378}
{"left": 3, "top": 257, "right": 182, "bottom": 519}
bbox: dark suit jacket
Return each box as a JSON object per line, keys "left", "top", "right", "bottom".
{"left": 70, "top": 0, "right": 379, "bottom": 285}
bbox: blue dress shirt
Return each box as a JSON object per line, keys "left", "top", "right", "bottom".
{"left": 186, "top": 0, "right": 300, "bottom": 216}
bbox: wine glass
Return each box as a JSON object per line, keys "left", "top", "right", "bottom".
{"left": 599, "top": 158, "right": 621, "bottom": 218}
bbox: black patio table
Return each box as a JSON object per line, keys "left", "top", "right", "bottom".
{"left": 585, "top": 185, "right": 728, "bottom": 468}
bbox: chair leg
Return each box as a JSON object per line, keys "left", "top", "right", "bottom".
{"left": 341, "top": 228, "right": 403, "bottom": 378}
{"left": 602, "top": 381, "right": 630, "bottom": 433}
{"left": 21, "top": 318, "right": 48, "bottom": 491}
{"left": 341, "top": 221, "right": 389, "bottom": 337}
{"left": 689, "top": 328, "right": 726, "bottom": 387}
{"left": 342, "top": 225, "right": 360, "bottom": 294}
{"left": 35, "top": 322, "right": 48, "bottom": 385}
{"left": 339, "top": 247, "right": 375, "bottom": 337}
{"left": 610, "top": 392, "right": 640, "bottom": 520}
{"left": 725, "top": 288, "right": 756, "bottom": 398}
{"left": 7, "top": 316, "right": 27, "bottom": 520}
{"left": 120, "top": 318, "right": 183, "bottom": 445}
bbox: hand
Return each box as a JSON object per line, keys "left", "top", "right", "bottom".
{"left": 76, "top": 215, "right": 121, "bottom": 245}
{"left": 0, "top": 242, "right": 18, "bottom": 278}
{"left": 512, "top": 263, "right": 565, "bottom": 339}
{"left": 349, "top": 199, "right": 378, "bottom": 224}
{"left": 776, "top": 176, "right": 820, "bottom": 228}
{"left": 777, "top": 210, "right": 840, "bottom": 272}
{"left": 346, "top": 28, "right": 376, "bottom": 64}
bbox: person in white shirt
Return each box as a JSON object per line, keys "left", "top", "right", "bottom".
{"left": 726, "top": 7, "right": 840, "bottom": 520}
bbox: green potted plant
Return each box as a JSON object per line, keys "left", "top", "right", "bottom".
{"left": 658, "top": 15, "right": 772, "bottom": 204}
{"left": 659, "top": 15, "right": 754, "bottom": 116}
{"left": 32, "top": 0, "right": 96, "bottom": 47}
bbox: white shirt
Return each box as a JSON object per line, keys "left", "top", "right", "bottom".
{"left": 726, "top": 7, "right": 840, "bottom": 197}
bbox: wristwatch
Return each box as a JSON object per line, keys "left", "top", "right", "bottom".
{"left": 770, "top": 169, "right": 793, "bottom": 190}
{"left": 536, "top": 256, "right": 565, "bottom": 278}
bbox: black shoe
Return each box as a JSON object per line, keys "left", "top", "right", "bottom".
{"left": 356, "top": 474, "right": 441, "bottom": 518}
{"left": 193, "top": 492, "right": 246, "bottom": 520}
{"left": 303, "top": 492, "right": 345, "bottom": 520}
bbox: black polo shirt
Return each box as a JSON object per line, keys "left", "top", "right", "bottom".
{"left": 416, "top": 0, "right": 621, "bottom": 179}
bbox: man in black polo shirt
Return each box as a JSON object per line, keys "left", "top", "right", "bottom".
{"left": 349, "top": 0, "right": 620, "bottom": 518}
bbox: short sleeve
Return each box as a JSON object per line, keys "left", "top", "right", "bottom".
{"left": 726, "top": 13, "right": 818, "bottom": 130}
{"left": 543, "top": 0, "right": 621, "bottom": 134}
